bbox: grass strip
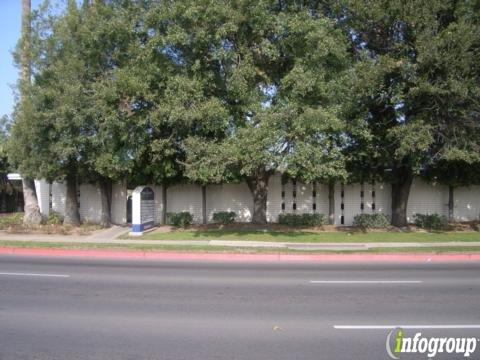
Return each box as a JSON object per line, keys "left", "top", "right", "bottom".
{"left": 134, "top": 230, "right": 480, "bottom": 243}
{"left": 1, "top": 240, "right": 480, "bottom": 254}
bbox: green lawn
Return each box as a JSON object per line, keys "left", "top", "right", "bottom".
{"left": 139, "top": 229, "right": 480, "bottom": 243}
{"left": 0, "top": 240, "right": 479, "bottom": 254}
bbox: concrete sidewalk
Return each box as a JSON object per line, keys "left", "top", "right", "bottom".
{"left": 0, "top": 225, "right": 130, "bottom": 243}
{"left": 0, "top": 226, "right": 480, "bottom": 251}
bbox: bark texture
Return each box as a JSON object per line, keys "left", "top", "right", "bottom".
{"left": 21, "top": 0, "right": 31, "bottom": 83}
{"left": 246, "top": 169, "right": 270, "bottom": 225}
{"left": 21, "top": 0, "right": 42, "bottom": 226}
{"left": 64, "top": 175, "right": 81, "bottom": 226}
{"left": 99, "top": 179, "right": 112, "bottom": 227}
{"left": 22, "top": 178, "right": 42, "bottom": 225}
{"left": 391, "top": 167, "right": 413, "bottom": 227}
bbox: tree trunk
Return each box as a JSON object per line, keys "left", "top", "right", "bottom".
{"left": 99, "top": 179, "right": 112, "bottom": 227}
{"left": 391, "top": 168, "right": 413, "bottom": 227}
{"left": 246, "top": 170, "right": 270, "bottom": 225}
{"left": 162, "top": 185, "right": 167, "bottom": 225}
{"left": 22, "top": 178, "right": 42, "bottom": 225}
{"left": 64, "top": 175, "right": 80, "bottom": 226}
{"left": 202, "top": 185, "right": 207, "bottom": 225}
{"left": 20, "top": 0, "right": 42, "bottom": 225}
{"left": 0, "top": 191, "right": 5, "bottom": 213}
{"left": 448, "top": 185, "right": 454, "bottom": 223}
{"left": 328, "top": 181, "right": 335, "bottom": 225}
{"left": 21, "top": 0, "right": 31, "bottom": 84}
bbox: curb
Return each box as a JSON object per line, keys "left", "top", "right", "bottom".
{"left": 1, "top": 246, "right": 480, "bottom": 262}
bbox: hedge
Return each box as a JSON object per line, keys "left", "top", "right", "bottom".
{"left": 414, "top": 213, "right": 449, "bottom": 230}
{"left": 278, "top": 213, "right": 327, "bottom": 226}
{"left": 166, "top": 212, "right": 193, "bottom": 227}
{"left": 353, "top": 213, "right": 390, "bottom": 229}
{"left": 212, "top": 211, "right": 236, "bottom": 224}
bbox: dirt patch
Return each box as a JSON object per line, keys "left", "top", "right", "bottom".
{"left": 447, "top": 221, "right": 480, "bottom": 232}
{"left": 0, "top": 212, "right": 105, "bottom": 235}
{"left": 3, "top": 223, "right": 104, "bottom": 236}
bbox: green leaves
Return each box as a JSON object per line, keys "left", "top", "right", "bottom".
{"left": 339, "top": 0, "right": 480, "bottom": 185}
{"left": 8, "top": 0, "right": 479, "bottom": 198}
{"left": 176, "top": 0, "right": 350, "bottom": 185}
{"left": 387, "top": 121, "right": 433, "bottom": 160}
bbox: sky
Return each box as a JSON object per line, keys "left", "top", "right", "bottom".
{"left": 0, "top": 0, "right": 44, "bottom": 118}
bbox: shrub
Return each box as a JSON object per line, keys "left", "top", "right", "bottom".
{"left": 353, "top": 213, "right": 390, "bottom": 229}
{"left": 0, "top": 212, "right": 24, "bottom": 229}
{"left": 472, "top": 221, "right": 480, "bottom": 232}
{"left": 212, "top": 211, "right": 236, "bottom": 225}
{"left": 414, "top": 213, "right": 449, "bottom": 231}
{"left": 301, "top": 213, "right": 327, "bottom": 226}
{"left": 278, "top": 213, "right": 327, "bottom": 227}
{"left": 167, "top": 212, "right": 193, "bottom": 227}
{"left": 278, "top": 214, "right": 301, "bottom": 226}
{"left": 46, "top": 211, "right": 64, "bottom": 225}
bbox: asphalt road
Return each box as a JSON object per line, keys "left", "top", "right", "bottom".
{"left": 0, "top": 255, "right": 479, "bottom": 360}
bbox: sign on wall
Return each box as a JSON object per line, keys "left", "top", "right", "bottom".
{"left": 130, "top": 186, "right": 156, "bottom": 235}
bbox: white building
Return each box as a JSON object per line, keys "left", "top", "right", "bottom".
{"left": 31, "top": 173, "right": 480, "bottom": 226}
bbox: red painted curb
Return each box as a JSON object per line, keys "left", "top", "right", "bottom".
{"left": 0, "top": 246, "right": 480, "bottom": 262}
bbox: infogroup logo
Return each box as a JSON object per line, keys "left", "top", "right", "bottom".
{"left": 386, "top": 328, "right": 478, "bottom": 359}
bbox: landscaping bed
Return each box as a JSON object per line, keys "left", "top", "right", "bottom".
{"left": 0, "top": 212, "right": 103, "bottom": 235}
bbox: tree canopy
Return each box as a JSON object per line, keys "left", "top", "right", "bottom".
{"left": 165, "top": 0, "right": 351, "bottom": 223}
{"left": 336, "top": 0, "right": 480, "bottom": 225}
{"left": 6, "top": 0, "right": 480, "bottom": 226}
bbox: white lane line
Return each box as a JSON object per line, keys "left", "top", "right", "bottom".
{"left": 334, "top": 325, "right": 480, "bottom": 330}
{"left": 310, "top": 280, "right": 422, "bottom": 284}
{"left": 0, "top": 272, "right": 70, "bottom": 278}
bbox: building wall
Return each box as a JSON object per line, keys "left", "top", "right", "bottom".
{"left": 406, "top": 178, "right": 449, "bottom": 222}
{"left": 50, "top": 181, "right": 128, "bottom": 225}
{"left": 333, "top": 182, "right": 392, "bottom": 226}
{"left": 167, "top": 184, "right": 203, "bottom": 224}
{"left": 341, "top": 183, "right": 361, "bottom": 226}
{"left": 206, "top": 183, "right": 253, "bottom": 222}
{"left": 266, "top": 173, "right": 283, "bottom": 222}
{"left": 48, "top": 176, "right": 480, "bottom": 226}
{"left": 79, "top": 184, "right": 102, "bottom": 223}
{"left": 372, "top": 182, "right": 392, "bottom": 218}
{"left": 266, "top": 174, "right": 330, "bottom": 223}
{"left": 34, "top": 179, "right": 50, "bottom": 217}
{"left": 111, "top": 182, "right": 127, "bottom": 225}
{"left": 149, "top": 185, "right": 163, "bottom": 224}
{"left": 314, "top": 183, "right": 330, "bottom": 218}
{"left": 454, "top": 185, "right": 480, "bottom": 221}
{"left": 296, "top": 182, "right": 314, "bottom": 214}
{"left": 51, "top": 182, "right": 66, "bottom": 215}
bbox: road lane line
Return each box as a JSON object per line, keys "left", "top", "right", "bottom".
{"left": 334, "top": 325, "right": 480, "bottom": 330}
{"left": 310, "top": 280, "right": 422, "bottom": 284}
{"left": 0, "top": 272, "right": 70, "bottom": 278}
